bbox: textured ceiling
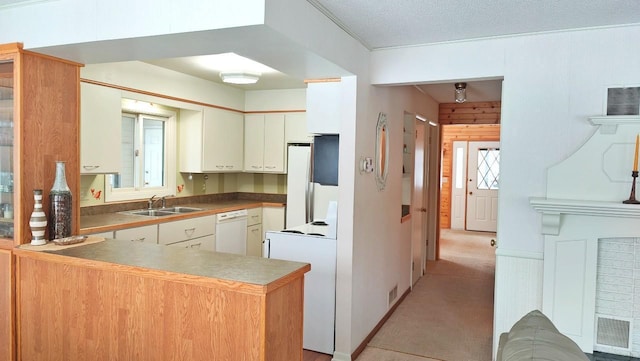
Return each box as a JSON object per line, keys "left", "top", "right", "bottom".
{"left": 306, "top": 0, "right": 640, "bottom": 102}
{"left": 308, "top": 0, "right": 640, "bottom": 50}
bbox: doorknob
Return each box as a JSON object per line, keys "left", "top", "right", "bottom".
{"left": 490, "top": 239, "right": 496, "bottom": 247}
{"left": 414, "top": 208, "right": 427, "bottom": 212}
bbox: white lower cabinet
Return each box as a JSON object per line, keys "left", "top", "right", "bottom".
{"left": 159, "top": 215, "right": 216, "bottom": 251}
{"left": 246, "top": 207, "right": 262, "bottom": 257}
{"left": 246, "top": 225, "right": 262, "bottom": 257}
{"left": 165, "top": 234, "right": 215, "bottom": 251}
{"left": 262, "top": 206, "right": 285, "bottom": 241}
{"left": 114, "top": 225, "right": 158, "bottom": 244}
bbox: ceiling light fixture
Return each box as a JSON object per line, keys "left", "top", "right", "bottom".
{"left": 454, "top": 82, "right": 467, "bottom": 103}
{"left": 219, "top": 72, "right": 260, "bottom": 85}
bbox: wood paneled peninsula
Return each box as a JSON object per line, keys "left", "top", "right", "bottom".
{"left": 14, "top": 238, "right": 310, "bottom": 361}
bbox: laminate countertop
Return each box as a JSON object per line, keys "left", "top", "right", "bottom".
{"left": 80, "top": 200, "right": 284, "bottom": 235}
{"left": 17, "top": 237, "right": 309, "bottom": 288}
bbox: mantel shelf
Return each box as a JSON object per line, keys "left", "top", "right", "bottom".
{"left": 588, "top": 115, "right": 640, "bottom": 134}
{"left": 530, "top": 197, "right": 640, "bottom": 235}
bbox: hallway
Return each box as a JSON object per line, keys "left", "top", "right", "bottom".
{"left": 355, "top": 229, "right": 496, "bottom": 361}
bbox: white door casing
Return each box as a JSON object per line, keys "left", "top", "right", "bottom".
{"left": 411, "top": 119, "right": 426, "bottom": 286}
{"left": 466, "top": 141, "right": 499, "bottom": 232}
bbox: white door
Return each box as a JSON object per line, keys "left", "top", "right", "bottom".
{"left": 411, "top": 120, "right": 426, "bottom": 286}
{"left": 466, "top": 141, "right": 499, "bottom": 232}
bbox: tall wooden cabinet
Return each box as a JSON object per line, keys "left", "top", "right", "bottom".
{"left": 0, "top": 42, "right": 82, "bottom": 361}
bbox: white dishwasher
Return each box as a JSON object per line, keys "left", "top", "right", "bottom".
{"left": 215, "top": 209, "right": 248, "bottom": 255}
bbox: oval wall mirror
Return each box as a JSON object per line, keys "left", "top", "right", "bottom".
{"left": 375, "top": 112, "right": 389, "bottom": 190}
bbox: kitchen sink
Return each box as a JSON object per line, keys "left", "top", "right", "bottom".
{"left": 127, "top": 210, "right": 176, "bottom": 217}
{"left": 160, "top": 206, "right": 202, "bottom": 213}
{"left": 122, "top": 206, "right": 203, "bottom": 217}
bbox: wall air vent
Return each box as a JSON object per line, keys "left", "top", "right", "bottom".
{"left": 595, "top": 314, "right": 631, "bottom": 350}
{"left": 388, "top": 285, "right": 398, "bottom": 306}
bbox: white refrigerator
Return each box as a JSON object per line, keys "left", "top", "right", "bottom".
{"left": 286, "top": 143, "right": 339, "bottom": 230}
{"left": 264, "top": 230, "right": 336, "bottom": 354}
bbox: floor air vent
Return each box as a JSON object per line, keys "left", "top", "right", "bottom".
{"left": 596, "top": 315, "right": 631, "bottom": 350}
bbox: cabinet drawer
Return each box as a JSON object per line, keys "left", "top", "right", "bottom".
{"left": 114, "top": 225, "right": 158, "bottom": 244}
{"left": 165, "top": 234, "right": 215, "bottom": 252}
{"left": 247, "top": 207, "right": 262, "bottom": 226}
{"left": 158, "top": 215, "right": 216, "bottom": 244}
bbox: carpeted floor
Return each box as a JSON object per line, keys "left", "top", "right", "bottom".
{"left": 357, "top": 229, "right": 496, "bottom": 361}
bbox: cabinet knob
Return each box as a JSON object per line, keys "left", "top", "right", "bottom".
{"left": 82, "top": 165, "right": 100, "bottom": 171}
{"left": 490, "top": 239, "right": 496, "bottom": 247}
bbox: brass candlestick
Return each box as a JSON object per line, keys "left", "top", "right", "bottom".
{"left": 623, "top": 170, "right": 640, "bottom": 204}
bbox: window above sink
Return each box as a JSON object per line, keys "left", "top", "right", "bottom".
{"left": 105, "top": 97, "right": 177, "bottom": 203}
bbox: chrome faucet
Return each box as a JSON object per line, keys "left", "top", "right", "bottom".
{"left": 161, "top": 195, "right": 174, "bottom": 208}
{"left": 147, "top": 195, "right": 158, "bottom": 210}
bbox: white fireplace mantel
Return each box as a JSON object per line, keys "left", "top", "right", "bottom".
{"left": 530, "top": 197, "right": 640, "bottom": 235}
{"left": 530, "top": 115, "right": 640, "bottom": 354}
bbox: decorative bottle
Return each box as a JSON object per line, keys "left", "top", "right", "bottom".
{"left": 29, "top": 189, "right": 47, "bottom": 245}
{"left": 49, "top": 161, "right": 72, "bottom": 240}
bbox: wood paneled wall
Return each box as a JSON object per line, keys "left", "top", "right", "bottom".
{"left": 439, "top": 101, "right": 501, "bottom": 229}
{"left": 439, "top": 101, "right": 501, "bottom": 125}
{"left": 19, "top": 51, "right": 81, "bottom": 245}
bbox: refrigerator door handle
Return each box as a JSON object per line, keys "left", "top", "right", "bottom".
{"left": 307, "top": 182, "right": 315, "bottom": 223}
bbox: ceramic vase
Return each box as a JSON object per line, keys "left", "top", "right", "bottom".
{"left": 49, "top": 161, "right": 72, "bottom": 240}
{"left": 29, "top": 189, "right": 47, "bottom": 245}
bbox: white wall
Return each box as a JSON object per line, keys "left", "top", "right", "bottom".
{"left": 244, "top": 89, "right": 306, "bottom": 111}
{"left": 82, "top": 62, "right": 246, "bottom": 111}
{"left": 348, "top": 83, "right": 438, "bottom": 353}
{"left": 371, "top": 24, "right": 640, "bottom": 355}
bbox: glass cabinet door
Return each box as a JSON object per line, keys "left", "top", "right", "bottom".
{"left": 0, "top": 60, "right": 13, "bottom": 239}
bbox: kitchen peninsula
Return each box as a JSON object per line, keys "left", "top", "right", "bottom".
{"left": 14, "top": 238, "right": 310, "bottom": 361}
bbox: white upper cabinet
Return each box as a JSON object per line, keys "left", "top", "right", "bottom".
{"left": 244, "top": 114, "right": 285, "bottom": 173}
{"left": 80, "top": 82, "right": 122, "bottom": 174}
{"left": 244, "top": 114, "right": 265, "bottom": 172}
{"left": 306, "top": 81, "right": 341, "bottom": 135}
{"left": 284, "top": 112, "right": 312, "bottom": 143}
{"left": 180, "top": 106, "right": 244, "bottom": 173}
